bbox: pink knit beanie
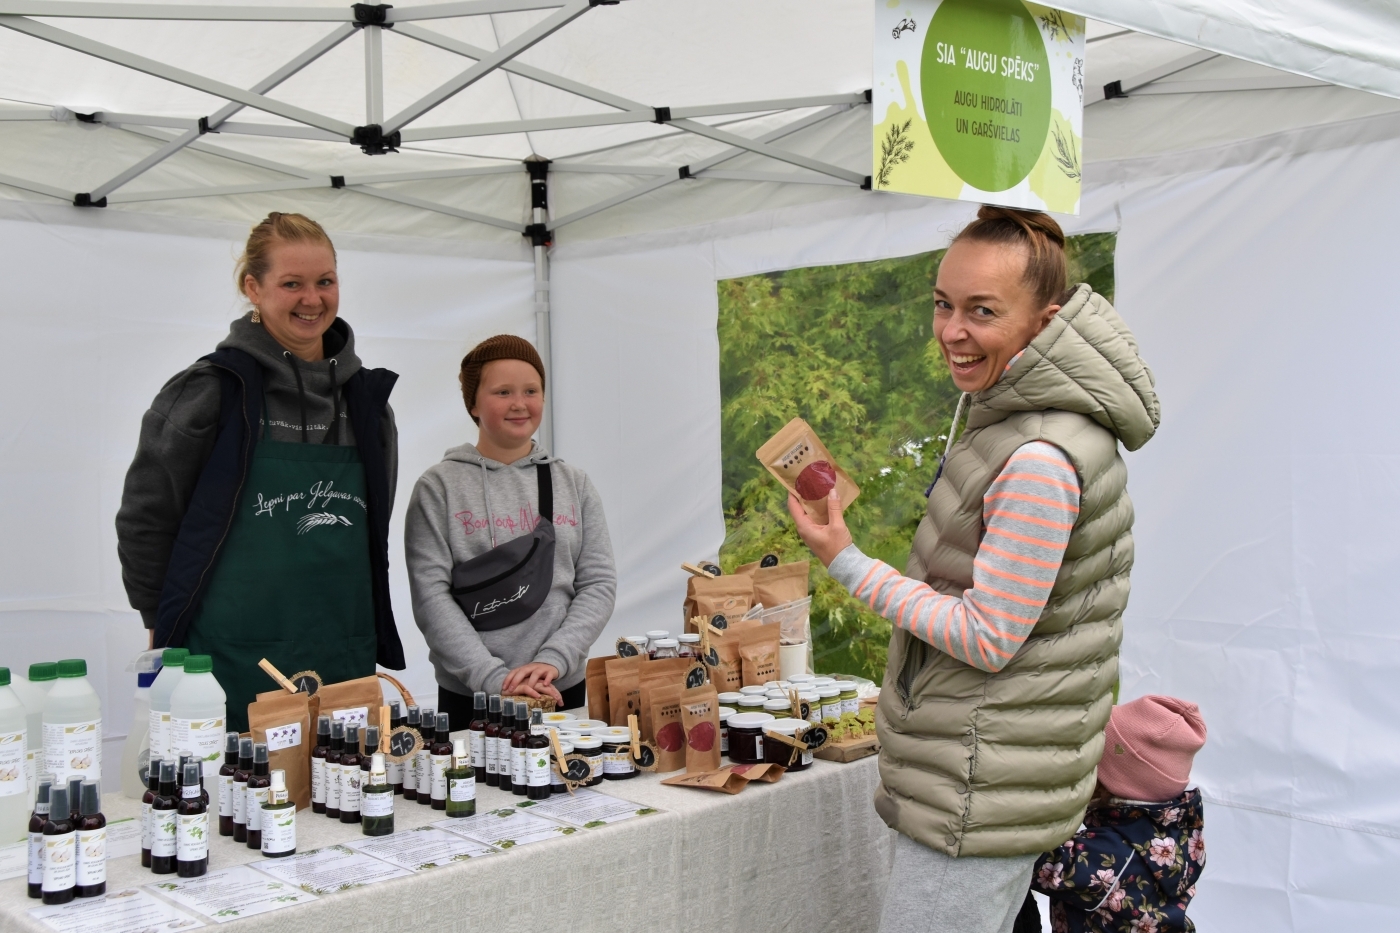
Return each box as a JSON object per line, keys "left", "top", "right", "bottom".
{"left": 1097, "top": 695, "right": 1207, "bottom": 802}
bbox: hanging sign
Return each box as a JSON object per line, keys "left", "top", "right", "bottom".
{"left": 873, "top": 0, "right": 1085, "bottom": 213}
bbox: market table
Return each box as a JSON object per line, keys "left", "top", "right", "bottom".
{"left": 3, "top": 748, "right": 894, "bottom": 933}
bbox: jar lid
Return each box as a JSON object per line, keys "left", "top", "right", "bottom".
{"left": 678, "top": 633, "right": 700, "bottom": 643}
{"left": 645, "top": 630, "right": 670, "bottom": 639}
{"left": 624, "top": 636, "right": 648, "bottom": 646}
{"left": 572, "top": 735, "right": 602, "bottom": 750}
{"left": 811, "top": 676, "right": 835, "bottom": 684}
{"left": 717, "top": 692, "right": 744, "bottom": 704}
{"left": 654, "top": 638, "right": 679, "bottom": 648}
{"left": 739, "top": 686, "right": 768, "bottom": 696}
{"left": 762, "top": 681, "right": 783, "bottom": 690}
{"left": 717, "top": 707, "right": 737, "bottom": 721}
{"left": 568, "top": 719, "right": 608, "bottom": 733}
{"left": 764, "top": 690, "right": 789, "bottom": 700}
{"left": 597, "top": 726, "right": 633, "bottom": 740}
{"left": 542, "top": 712, "right": 576, "bottom": 724}
{"left": 737, "top": 696, "right": 766, "bottom": 709}
{"left": 763, "top": 698, "right": 792, "bottom": 711}
{"left": 799, "top": 691, "right": 820, "bottom": 702}
{"left": 767, "top": 718, "right": 807, "bottom": 735}
{"left": 728, "top": 712, "right": 776, "bottom": 729}
{"left": 818, "top": 686, "right": 842, "bottom": 698}
{"left": 838, "top": 681, "right": 859, "bottom": 693}
{"left": 555, "top": 742, "right": 574, "bottom": 755}
{"left": 788, "top": 674, "right": 815, "bottom": 683}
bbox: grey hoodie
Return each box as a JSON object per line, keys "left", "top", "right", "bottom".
{"left": 115, "top": 313, "right": 398, "bottom": 627}
{"left": 405, "top": 443, "right": 616, "bottom": 696}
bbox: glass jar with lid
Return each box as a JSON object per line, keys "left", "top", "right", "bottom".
{"left": 570, "top": 735, "right": 604, "bottom": 786}
{"left": 644, "top": 630, "right": 670, "bottom": 655}
{"left": 717, "top": 707, "right": 736, "bottom": 755}
{"left": 549, "top": 741, "right": 574, "bottom": 795}
{"left": 651, "top": 638, "right": 680, "bottom": 660}
{"left": 599, "top": 733, "right": 638, "bottom": 781}
{"left": 677, "top": 633, "right": 701, "bottom": 658}
{"left": 763, "top": 697, "right": 793, "bottom": 716}
{"left": 739, "top": 685, "right": 768, "bottom": 697}
{"left": 718, "top": 691, "right": 744, "bottom": 709}
{"left": 764, "top": 718, "right": 813, "bottom": 771}
{"left": 799, "top": 692, "right": 822, "bottom": 724}
{"left": 736, "top": 696, "right": 767, "bottom": 715}
{"left": 727, "top": 712, "right": 776, "bottom": 764}
{"left": 818, "top": 686, "right": 842, "bottom": 724}
{"left": 838, "top": 681, "right": 860, "bottom": 716}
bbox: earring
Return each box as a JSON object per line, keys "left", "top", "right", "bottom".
{"left": 251, "top": 306, "right": 262, "bottom": 324}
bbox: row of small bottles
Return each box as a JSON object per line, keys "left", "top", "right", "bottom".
{"left": 27, "top": 776, "right": 105, "bottom": 905}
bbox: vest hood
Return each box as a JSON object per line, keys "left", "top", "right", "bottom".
{"left": 969, "top": 285, "right": 1160, "bottom": 452}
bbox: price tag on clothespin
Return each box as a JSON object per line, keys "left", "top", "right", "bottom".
{"left": 628, "top": 714, "right": 658, "bottom": 772}
{"left": 288, "top": 669, "right": 322, "bottom": 696}
{"left": 685, "top": 663, "right": 708, "bottom": 690}
{"left": 789, "top": 688, "right": 805, "bottom": 722}
{"left": 681, "top": 562, "right": 718, "bottom": 579}
{"left": 382, "top": 719, "right": 423, "bottom": 765}
{"left": 258, "top": 658, "right": 300, "bottom": 694}
{"left": 550, "top": 729, "right": 591, "bottom": 794}
{"left": 695, "top": 620, "right": 721, "bottom": 669}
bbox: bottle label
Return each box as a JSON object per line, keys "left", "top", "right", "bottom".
{"left": 233, "top": 781, "right": 247, "bottom": 825}
{"left": 802, "top": 750, "right": 814, "bottom": 766}
{"left": 755, "top": 736, "right": 765, "bottom": 758}
{"left": 0, "top": 730, "right": 26, "bottom": 797}
{"left": 823, "top": 702, "right": 842, "bottom": 722}
{"left": 526, "top": 749, "right": 550, "bottom": 787}
{"left": 42, "top": 719, "right": 101, "bottom": 784}
{"left": 602, "top": 751, "right": 634, "bottom": 775}
{"left": 402, "top": 754, "right": 417, "bottom": 791}
{"left": 151, "top": 809, "right": 177, "bottom": 858}
{"left": 218, "top": 774, "right": 234, "bottom": 817}
{"left": 246, "top": 787, "right": 269, "bottom": 831}
{"left": 327, "top": 763, "right": 341, "bottom": 809}
{"left": 842, "top": 697, "right": 859, "bottom": 716}
{"left": 182, "top": 783, "right": 200, "bottom": 799}
{"left": 341, "top": 768, "right": 361, "bottom": 813}
{"left": 140, "top": 801, "right": 152, "bottom": 849}
{"left": 485, "top": 736, "right": 498, "bottom": 776}
{"left": 362, "top": 789, "right": 393, "bottom": 818}
{"left": 28, "top": 830, "right": 45, "bottom": 885}
{"left": 261, "top": 805, "right": 295, "bottom": 854}
{"left": 177, "top": 811, "right": 207, "bottom": 862}
{"left": 448, "top": 775, "right": 476, "bottom": 802}
{"left": 470, "top": 730, "right": 485, "bottom": 769}
{"left": 430, "top": 754, "right": 450, "bottom": 800}
{"left": 332, "top": 707, "right": 369, "bottom": 730}
{"left": 169, "top": 717, "right": 225, "bottom": 779}
{"left": 42, "top": 831, "right": 75, "bottom": 892}
{"left": 513, "top": 746, "right": 527, "bottom": 785}
{"left": 386, "top": 758, "right": 403, "bottom": 786}
{"left": 310, "top": 757, "right": 325, "bottom": 804}
{"left": 415, "top": 751, "right": 431, "bottom": 792}
{"left": 148, "top": 709, "right": 168, "bottom": 763}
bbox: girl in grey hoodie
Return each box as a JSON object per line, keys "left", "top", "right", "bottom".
{"left": 405, "top": 336, "right": 615, "bottom": 718}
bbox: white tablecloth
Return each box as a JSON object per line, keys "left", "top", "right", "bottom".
{"left": 3, "top": 752, "right": 894, "bottom": 932}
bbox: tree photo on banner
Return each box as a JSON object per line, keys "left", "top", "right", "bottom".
{"left": 874, "top": 0, "right": 1085, "bottom": 212}
{"left": 718, "top": 235, "right": 1116, "bottom": 681}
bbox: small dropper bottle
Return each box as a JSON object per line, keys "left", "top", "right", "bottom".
{"left": 339, "top": 724, "right": 362, "bottom": 824}
{"left": 218, "top": 732, "right": 238, "bottom": 835}
{"left": 260, "top": 769, "right": 296, "bottom": 858}
{"left": 526, "top": 709, "right": 551, "bottom": 801}
{"left": 310, "top": 715, "right": 331, "bottom": 814}
{"left": 429, "top": 713, "right": 452, "bottom": 810}
{"left": 386, "top": 702, "right": 405, "bottom": 795}
{"left": 484, "top": 695, "right": 503, "bottom": 788}
{"left": 467, "top": 692, "right": 488, "bottom": 778}
{"left": 245, "top": 743, "right": 270, "bottom": 850}
{"left": 75, "top": 780, "right": 106, "bottom": 896}
{"left": 28, "top": 774, "right": 53, "bottom": 897}
{"left": 40, "top": 785, "right": 75, "bottom": 903}
{"left": 414, "top": 707, "right": 435, "bottom": 807}
{"left": 361, "top": 753, "right": 393, "bottom": 836}
{"left": 497, "top": 699, "right": 516, "bottom": 792}
{"left": 326, "top": 721, "right": 345, "bottom": 818}
{"left": 232, "top": 738, "right": 252, "bottom": 842}
{"left": 445, "top": 737, "right": 476, "bottom": 818}
{"left": 511, "top": 703, "right": 530, "bottom": 797}
{"left": 402, "top": 706, "right": 421, "bottom": 800}
{"left": 359, "top": 726, "right": 380, "bottom": 816}
{"left": 149, "top": 760, "right": 178, "bottom": 875}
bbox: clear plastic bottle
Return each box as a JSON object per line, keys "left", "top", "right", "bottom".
{"left": 0, "top": 668, "right": 31, "bottom": 843}
{"left": 42, "top": 661, "right": 101, "bottom": 786}
{"left": 168, "top": 655, "right": 227, "bottom": 780}
{"left": 121, "top": 650, "right": 164, "bottom": 799}
{"left": 146, "top": 649, "right": 187, "bottom": 769}
{"left": 11, "top": 663, "right": 56, "bottom": 808}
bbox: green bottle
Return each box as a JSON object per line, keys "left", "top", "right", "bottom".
{"left": 444, "top": 738, "right": 476, "bottom": 818}
{"left": 360, "top": 753, "right": 394, "bottom": 837}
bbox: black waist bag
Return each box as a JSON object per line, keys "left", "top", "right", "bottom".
{"left": 450, "top": 463, "right": 556, "bottom": 631}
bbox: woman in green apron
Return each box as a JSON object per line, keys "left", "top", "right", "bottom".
{"left": 116, "top": 212, "right": 404, "bottom": 732}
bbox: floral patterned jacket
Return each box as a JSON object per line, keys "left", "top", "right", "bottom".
{"left": 1031, "top": 788, "right": 1205, "bottom": 933}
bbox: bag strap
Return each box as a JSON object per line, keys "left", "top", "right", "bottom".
{"left": 536, "top": 462, "right": 553, "bottom": 527}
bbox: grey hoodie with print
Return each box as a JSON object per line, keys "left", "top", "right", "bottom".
{"left": 115, "top": 313, "right": 397, "bottom": 628}
{"left": 404, "top": 442, "right": 616, "bottom": 696}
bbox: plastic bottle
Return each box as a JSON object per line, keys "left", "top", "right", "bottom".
{"left": 176, "top": 761, "right": 207, "bottom": 878}
{"left": 168, "top": 654, "right": 226, "bottom": 781}
{"left": 360, "top": 753, "right": 393, "bottom": 837}
{"left": 428, "top": 713, "right": 451, "bottom": 810}
{"left": 11, "top": 664, "right": 55, "bottom": 809}
{"left": 231, "top": 738, "right": 252, "bottom": 843}
{"left": 121, "top": 650, "right": 164, "bottom": 799}
{"left": 75, "top": 781, "right": 105, "bottom": 897}
{"left": 0, "top": 667, "right": 32, "bottom": 843}
{"left": 260, "top": 769, "right": 295, "bottom": 858}
{"left": 245, "top": 742, "right": 269, "bottom": 850}
{"left": 146, "top": 649, "right": 188, "bottom": 767}
{"left": 42, "top": 660, "right": 101, "bottom": 786}
{"left": 338, "top": 725, "right": 362, "bottom": 824}
{"left": 149, "top": 760, "right": 178, "bottom": 875}
{"left": 445, "top": 737, "right": 476, "bottom": 818}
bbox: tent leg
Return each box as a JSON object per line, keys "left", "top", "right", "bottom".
{"left": 534, "top": 230, "right": 554, "bottom": 456}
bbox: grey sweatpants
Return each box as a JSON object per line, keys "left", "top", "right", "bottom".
{"left": 878, "top": 833, "right": 1038, "bottom": 933}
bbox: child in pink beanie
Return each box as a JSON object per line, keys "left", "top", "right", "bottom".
{"left": 1030, "top": 695, "right": 1208, "bottom": 933}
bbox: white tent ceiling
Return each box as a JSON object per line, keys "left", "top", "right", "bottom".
{"left": 1, "top": 0, "right": 1398, "bottom": 249}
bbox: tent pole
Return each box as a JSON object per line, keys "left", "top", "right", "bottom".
{"left": 364, "top": 22, "right": 384, "bottom": 125}
{"left": 526, "top": 158, "right": 555, "bottom": 455}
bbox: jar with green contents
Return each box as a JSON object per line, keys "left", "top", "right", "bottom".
{"left": 717, "top": 692, "right": 744, "bottom": 709}
{"left": 799, "top": 692, "right": 821, "bottom": 724}
{"left": 736, "top": 696, "right": 767, "bottom": 715}
{"left": 838, "top": 681, "right": 860, "bottom": 717}
{"left": 763, "top": 698, "right": 792, "bottom": 717}
{"left": 818, "top": 686, "right": 842, "bottom": 724}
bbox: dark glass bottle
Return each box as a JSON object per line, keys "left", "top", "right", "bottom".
{"left": 359, "top": 726, "right": 380, "bottom": 817}
{"left": 231, "top": 738, "right": 252, "bottom": 843}
{"left": 386, "top": 702, "right": 404, "bottom": 795}
{"left": 497, "top": 699, "right": 515, "bottom": 793}
{"left": 176, "top": 761, "right": 208, "bottom": 878}
{"left": 402, "top": 706, "right": 420, "bottom": 800}
{"left": 245, "top": 743, "right": 270, "bottom": 850}
{"left": 361, "top": 753, "right": 394, "bottom": 837}
{"left": 483, "top": 696, "right": 503, "bottom": 788}
{"left": 467, "top": 691, "right": 488, "bottom": 782}
{"left": 40, "top": 786, "right": 75, "bottom": 904}
{"left": 177, "top": 752, "right": 208, "bottom": 810}
{"left": 526, "top": 709, "right": 552, "bottom": 801}
{"left": 445, "top": 738, "right": 476, "bottom": 818}
{"left": 339, "top": 724, "right": 362, "bottom": 824}
{"left": 414, "top": 707, "right": 435, "bottom": 806}
{"left": 66, "top": 777, "right": 82, "bottom": 822}
{"left": 260, "top": 769, "right": 297, "bottom": 858}
{"left": 75, "top": 780, "right": 106, "bottom": 897}
{"left": 310, "top": 715, "right": 331, "bottom": 814}
{"left": 149, "top": 760, "right": 179, "bottom": 875}
{"left": 325, "top": 721, "right": 344, "bottom": 819}
{"left": 218, "top": 732, "right": 238, "bottom": 835}
{"left": 139, "top": 762, "right": 159, "bottom": 868}
{"left": 510, "top": 704, "right": 530, "bottom": 797}
{"left": 28, "top": 774, "right": 53, "bottom": 898}
{"left": 429, "top": 713, "right": 452, "bottom": 810}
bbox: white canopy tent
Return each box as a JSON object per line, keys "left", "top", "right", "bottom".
{"left": 3, "top": 1, "right": 1400, "bottom": 928}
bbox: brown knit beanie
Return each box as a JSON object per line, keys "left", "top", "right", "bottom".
{"left": 459, "top": 334, "right": 546, "bottom": 423}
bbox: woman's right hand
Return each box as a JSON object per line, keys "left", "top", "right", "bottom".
{"left": 787, "top": 490, "right": 854, "bottom": 568}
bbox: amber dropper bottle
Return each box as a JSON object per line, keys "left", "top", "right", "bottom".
{"left": 231, "top": 738, "right": 252, "bottom": 843}
{"left": 310, "top": 715, "right": 331, "bottom": 814}
{"left": 245, "top": 743, "right": 270, "bottom": 850}
{"left": 483, "top": 696, "right": 503, "bottom": 788}
{"left": 526, "top": 709, "right": 552, "bottom": 801}
{"left": 510, "top": 703, "right": 530, "bottom": 797}
{"left": 218, "top": 732, "right": 238, "bottom": 835}
{"left": 497, "top": 699, "right": 516, "bottom": 793}
{"left": 339, "top": 724, "right": 362, "bottom": 824}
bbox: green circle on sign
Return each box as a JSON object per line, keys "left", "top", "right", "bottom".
{"left": 921, "top": 0, "right": 1051, "bottom": 192}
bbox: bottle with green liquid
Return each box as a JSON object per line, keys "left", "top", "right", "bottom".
{"left": 360, "top": 753, "right": 393, "bottom": 836}
{"left": 445, "top": 738, "right": 475, "bottom": 818}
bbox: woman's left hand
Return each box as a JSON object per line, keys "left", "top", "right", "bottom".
{"left": 788, "top": 490, "right": 854, "bottom": 568}
{"left": 502, "top": 662, "right": 563, "bottom": 704}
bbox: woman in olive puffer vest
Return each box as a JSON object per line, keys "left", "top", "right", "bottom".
{"left": 791, "top": 206, "right": 1159, "bottom": 933}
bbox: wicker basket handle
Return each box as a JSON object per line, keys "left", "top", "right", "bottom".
{"left": 376, "top": 671, "right": 416, "bottom": 708}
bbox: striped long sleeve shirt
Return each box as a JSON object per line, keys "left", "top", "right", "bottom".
{"left": 827, "top": 440, "right": 1081, "bottom": 673}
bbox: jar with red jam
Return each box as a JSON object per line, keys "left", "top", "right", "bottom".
{"left": 763, "top": 718, "right": 813, "bottom": 771}
{"left": 726, "top": 712, "right": 775, "bottom": 764}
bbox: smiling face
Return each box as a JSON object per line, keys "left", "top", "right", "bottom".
{"left": 471, "top": 358, "right": 544, "bottom": 456}
{"left": 933, "top": 238, "right": 1062, "bottom": 392}
{"left": 242, "top": 239, "right": 339, "bottom": 362}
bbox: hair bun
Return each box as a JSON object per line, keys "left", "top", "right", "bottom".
{"left": 953, "top": 205, "right": 1069, "bottom": 306}
{"left": 975, "top": 205, "right": 1066, "bottom": 249}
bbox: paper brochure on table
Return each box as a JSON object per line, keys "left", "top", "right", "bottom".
{"left": 29, "top": 888, "right": 205, "bottom": 933}
{"left": 146, "top": 864, "right": 317, "bottom": 923}
{"left": 434, "top": 808, "right": 576, "bottom": 848}
{"left": 515, "top": 789, "right": 661, "bottom": 828}
{"left": 251, "top": 843, "right": 413, "bottom": 894}
{"left": 347, "top": 824, "right": 497, "bottom": 871}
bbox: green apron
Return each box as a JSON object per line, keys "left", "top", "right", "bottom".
{"left": 187, "top": 420, "right": 377, "bottom": 733}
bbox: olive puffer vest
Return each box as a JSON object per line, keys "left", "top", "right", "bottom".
{"left": 874, "top": 285, "right": 1160, "bottom": 858}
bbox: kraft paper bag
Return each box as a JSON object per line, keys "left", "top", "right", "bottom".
{"left": 248, "top": 690, "right": 313, "bottom": 811}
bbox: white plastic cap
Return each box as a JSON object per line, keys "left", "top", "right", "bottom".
{"left": 270, "top": 769, "right": 286, "bottom": 791}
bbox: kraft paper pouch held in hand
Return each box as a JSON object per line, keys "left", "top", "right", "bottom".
{"left": 756, "top": 417, "right": 860, "bottom": 522}
{"left": 249, "top": 690, "right": 314, "bottom": 810}
{"left": 315, "top": 675, "right": 383, "bottom": 748}
{"left": 648, "top": 684, "right": 687, "bottom": 774}
{"left": 680, "top": 686, "right": 721, "bottom": 773}
{"left": 738, "top": 623, "right": 781, "bottom": 687}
